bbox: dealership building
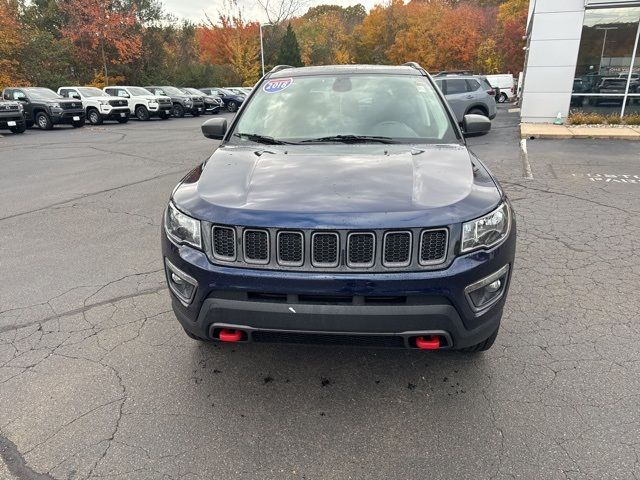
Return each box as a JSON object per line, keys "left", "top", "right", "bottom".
{"left": 521, "top": 0, "right": 640, "bottom": 123}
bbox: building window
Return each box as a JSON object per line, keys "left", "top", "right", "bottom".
{"left": 571, "top": 7, "right": 640, "bottom": 117}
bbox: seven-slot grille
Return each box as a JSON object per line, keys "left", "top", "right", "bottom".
{"left": 109, "top": 99, "right": 128, "bottom": 107}
{"left": 420, "top": 229, "right": 448, "bottom": 264}
{"left": 61, "top": 102, "right": 81, "bottom": 109}
{"left": 209, "top": 226, "right": 449, "bottom": 271}
{"left": 0, "top": 104, "right": 19, "bottom": 111}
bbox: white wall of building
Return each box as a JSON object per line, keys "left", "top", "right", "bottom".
{"left": 521, "top": 0, "right": 586, "bottom": 123}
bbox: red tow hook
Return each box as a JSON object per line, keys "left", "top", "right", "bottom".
{"left": 218, "top": 329, "right": 243, "bottom": 342}
{"left": 415, "top": 335, "right": 441, "bottom": 350}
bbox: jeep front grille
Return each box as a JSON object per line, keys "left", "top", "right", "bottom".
{"left": 207, "top": 226, "right": 450, "bottom": 272}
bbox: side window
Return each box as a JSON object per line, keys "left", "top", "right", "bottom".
{"left": 104, "top": 88, "right": 115, "bottom": 96}
{"left": 13, "top": 90, "right": 27, "bottom": 101}
{"left": 466, "top": 79, "right": 481, "bottom": 92}
{"left": 69, "top": 89, "right": 81, "bottom": 99}
{"left": 444, "top": 79, "right": 468, "bottom": 95}
{"left": 117, "top": 89, "right": 129, "bottom": 97}
{"left": 59, "top": 89, "right": 69, "bottom": 97}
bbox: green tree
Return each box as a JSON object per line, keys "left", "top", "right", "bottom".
{"left": 277, "top": 23, "right": 302, "bottom": 66}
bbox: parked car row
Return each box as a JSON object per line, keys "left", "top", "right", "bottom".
{"left": 0, "top": 85, "right": 250, "bottom": 134}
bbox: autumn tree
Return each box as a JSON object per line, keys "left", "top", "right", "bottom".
{"left": 198, "top": 13, "right": 261, "bottom": 86}
{"left": 293, "top": 5, "right": 364, "bottom": 65}
{"left": 61, "top": 0, "right": 142, "bottom": 84}
{"left": 497, "top": 0, "right": 528, "bottom": 73}
{"left": 352, "top": 0, "right": 407, "bottom": 64}
{"left": 0, "top": 0, "right": 29, "bottom": 88}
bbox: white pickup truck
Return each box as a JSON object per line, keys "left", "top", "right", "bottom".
{"left": 58, "top": 86, "right": 130, "bottom": 125}
{"left": 103, "top": 86, "right": 172, "bottom": 121}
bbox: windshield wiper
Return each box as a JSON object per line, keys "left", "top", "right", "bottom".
{"left": 301, "top": 135, "right": 398, "bottom": 144}
{"left": 233, "top": 133, "right": 292, "bottom": 145}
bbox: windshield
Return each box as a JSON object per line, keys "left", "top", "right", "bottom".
{"left": 162, "top": 86, "right": 184, "bottom": 96}
{"left": 231, "top": 74, "right": 458, "bottom": 144}
{"left": 25, "top": 88, "right": 61, "bottom": 100}
{"left": 184, "top": 88, "right": 202, "bottom": 95}
{"left": 78, "top": 87, "right": 108, "bottom": 97}
{"left": 218, "top": 88, "right": 234, "bottom": 96}
{"left": 129, "top": 87, "right": 153, "bottom": 96}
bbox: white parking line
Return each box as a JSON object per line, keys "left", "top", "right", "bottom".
{"left": 508, "top": 108, "right": 521, "bottom": 113}
{"left": 520, "top": 139, "right": 534, "bottom": 179}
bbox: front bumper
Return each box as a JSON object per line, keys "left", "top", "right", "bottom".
{"left": 0, "top": 114, "right": 25, "bottom": 128}
{"left": 190, "top": 102, "right": 204, "bottom": 114}
{"left": 51, "top": 110, "right": 86, "bottom": 124}
{"left": 102, "top": 107, "right": 130, "bottom": 120}
{"left": 161, "top": 225, "right": 516, "bottom": 349}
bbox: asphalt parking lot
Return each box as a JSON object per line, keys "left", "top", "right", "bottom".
{"left": 1, "top": 106, "right": 639, "bottom": 480}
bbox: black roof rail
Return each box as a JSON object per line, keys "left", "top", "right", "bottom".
{"left": 270, "top": 65, "right": 293, "bottom": 73}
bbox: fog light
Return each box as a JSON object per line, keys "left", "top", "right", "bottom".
{"left": 165, "top": 259, "right": 197, "bottom": 306}
{"left": 486, "top": 279, "right": 501, "bottom": 293}
{"left": 465, "top": 265, "right": 509, "bottom": 312}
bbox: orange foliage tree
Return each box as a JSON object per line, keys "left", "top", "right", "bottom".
{"left": 197, "top": 14, "right": 261, "bottom": 86}
{"left": 61, "top": 0, "right": 142, "bottom": 84}
{"left": 0, "top": 0, "right": 29, "bottom": 88}
{"left": 498, "top": 0, "right": 528, "bottom": 73}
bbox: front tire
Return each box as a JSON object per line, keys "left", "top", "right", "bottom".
{"left": 72, "top": 120, "right": 84, "bottom": 128}
{"left": 36, "top": 112, "right": 53, "bottom": 130}
{"left": 135, "top": 105, "right": 150, "bottom": 121}
{"left": 227, "top": 101, "right": 237, "bottom": 112}
{"left": 498, "top": 92, "right": 508, "bottom": 103}
{"left": 10, "top": 123, "right": 26, "bottom": 134}
{"left": 87, "top": 108, "right": 103, "bottom": 125}
{"left": 117, "top": 116, "right": 129, "bottom": 124}
{"left": 159, "top": 111, "right": 171, "bottom": 120}
{"left": 172, "top": 103, "right": 185, "bottom": 118}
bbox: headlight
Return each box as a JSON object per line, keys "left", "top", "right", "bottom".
{"left": 17, "top": 103, "right": 23, "bottom": 112}
{"left": 461, "top": 202, "right": 511, "bottom": 253}
{"left": 165, "top": 202, "right": 201, "bottom": 249}
{"left": 148, "top": 102, "right": 158, "bottom": 106}
{"left": 99, "top": 100, "right": 109, "bottom": 105}
{"left": 51, "top": 103, "right": 60, "bottom": 108}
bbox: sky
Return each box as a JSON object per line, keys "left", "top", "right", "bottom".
{"left": 162, "top": 0, "right": 378, "bottom": 23}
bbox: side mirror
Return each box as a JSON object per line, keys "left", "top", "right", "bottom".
{"left": 201, "top": 118, "right": 227, "bottom": 140}
{"left": 462, "top": 114, "right": 491, "bottom": 137}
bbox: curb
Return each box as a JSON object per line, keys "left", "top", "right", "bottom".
{"left": 521, "top": 123, "right": 640, "bottom": 140}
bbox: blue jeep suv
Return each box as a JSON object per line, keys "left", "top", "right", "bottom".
{"left": 161, "top": 63, "right": 516, "bottom": 352}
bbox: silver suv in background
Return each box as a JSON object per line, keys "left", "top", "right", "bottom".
{"left": 434, "top": 76, "right": 497, "bottom": 123}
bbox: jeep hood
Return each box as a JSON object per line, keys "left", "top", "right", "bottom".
{"left": 172, "top": 144, "right": 502, "bottom": 228}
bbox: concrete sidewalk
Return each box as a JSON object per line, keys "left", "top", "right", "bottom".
{"left": 521, "top": 123, "right": 640, "bottom": 140}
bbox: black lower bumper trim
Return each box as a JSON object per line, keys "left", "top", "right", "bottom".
{"left": 173, "top": 295, "right": 503, "bottom": 349}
